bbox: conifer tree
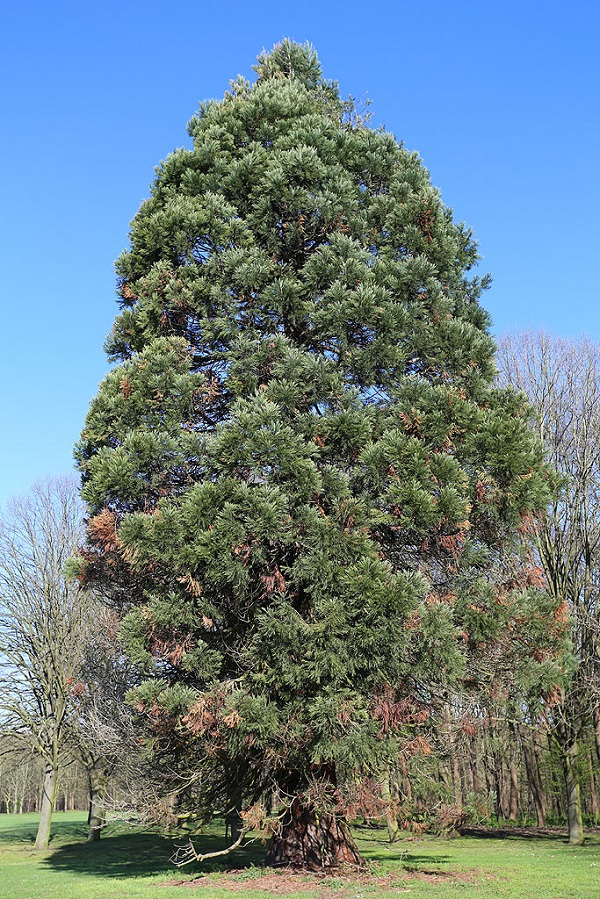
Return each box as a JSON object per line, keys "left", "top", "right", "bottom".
{"left": 76, "top": 41, "right": 550, "bottom": 867}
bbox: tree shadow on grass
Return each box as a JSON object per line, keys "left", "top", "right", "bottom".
{"left": 459, "top": 826, "right": 576, "bottom": 842}
{"left": 352, "top": 823, "right": 453, "bottom": 870}
{"left": 0, "top": 815, "right": 88, "bottom": 845}
{"left": 399, "top": 853, "right": 453, "bottom": 871}
{"left": 37, "top": 815, "right": 464, "bottom": 883}
{"left": 348, "top": 827, "right": 453, "bottom": 879}
{"left": 43, "top": 827, "right": 266, "bottom": 880}
{"left": 43, "top": 824, "right": 455, "bottom": 882}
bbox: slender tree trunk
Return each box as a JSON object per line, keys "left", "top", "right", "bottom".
{"left": 593, "top": 705, "right": 600, "bottom": 767}
{"left": 492, "top": 745, "right": 503, "bottom": 819}
{"left": 443, "top": 705, "right": 462, "bottom": 809}
{"left": 451, "top": 748, "right": 462, "bottom": 807}
{"left": 508, "top": 761, "right": 519, "bottom": 821}
{"left": 87, "top": 769, "right": 107, "bottom": 842}
{"left": 469, "top": 734, "right": 480, "bottom": 795}
{"left": 550, "top": 759, "right": 563, "bottom": 818}
{"left": 507, "top": 720, "right": 520, "bottom": 821}
{"left": 225, "top": 807, "right": 243, "bottom": 842}
{"left": 380, "top": 768, "right": 399, "bottom": 843}
{"left": 35, "top": 763, "right": 58, "bottom": 850}
{"left": 487, "top": 715, "right": 505, "bottom": 819}
{"left": 224, "top": 781, "right": 243, "bottom": 844}
{"left": 562, "top": 741, "right": 584, "bottom": 845}
{"left": 522, "top": 737, "right": 546, "bottom": 827}
{"left": 587, "top": 749, "right": 599, "bottom": 823}
{"left": 483, "top": 742, "right": 494, "bottom": 805}
{"left": 266, "top": 798, "right": 362, "bottom": 869}
{"left": 398, "top": 756, "right": 412, "bottom": 803}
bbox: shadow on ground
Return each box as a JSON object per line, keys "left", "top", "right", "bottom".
{"left": 0, "top": 816, "right": 88, "bottom": 845}
{"left": 43, "top": 827, "right": 266, "bottom": 880}
{"left": 399, "top": 853, "right": 452, "bottom": 870}
{"left": 459, "top": 825, "right": 591, "bottom": 842}
{"left": 42, "top": 822, "right": 456, "bottom": 882}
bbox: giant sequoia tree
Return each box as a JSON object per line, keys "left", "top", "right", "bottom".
{"left": 76, "top": 42, "right": 550, "bottom": 867}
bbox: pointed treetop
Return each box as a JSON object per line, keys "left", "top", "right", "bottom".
{"left": 254, "top": 39, "right": 323, "bottom": 89}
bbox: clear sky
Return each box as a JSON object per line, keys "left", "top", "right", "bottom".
{"left": 1, "top": 0, "right": 598, "bottom": 507}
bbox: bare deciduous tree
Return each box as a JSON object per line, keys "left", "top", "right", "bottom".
{"left": 497, "top": 331, "right": 600, "bottom": 845}
{"left": 0, "top": 737, "right": 42, "bottom": 813}
{"left": 69, "top": 607, "right": 142, "bottom": 841}
{"left": 0, "top": 477, "right": 92, "bottom": 849}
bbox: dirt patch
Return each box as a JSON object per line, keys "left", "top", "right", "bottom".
{"left": 403, "top": 868, "right": 486, "bottom": 885}
{"left": 165, "top": 866, "right": 485, "bottom": 893}
{"left": 167, "top": 870, "right": 391, "bottom": 894}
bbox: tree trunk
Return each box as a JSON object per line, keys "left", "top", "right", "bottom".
{"left": 492, "top": 747, "right": 504, "bottom": 819}
{"left": 593, "top": 705, "right": 600, "bottom": 767}
{"left": 469, "top": 734, "right": 480, "bottom": 794}
{"left": 522, "top": 737, "right": 546, "bottom": 827}
{"left": 506, "top": 720, "right": 520, "bottom": 821}
{"left": 450, "top": 742, "right": 462, "bottom": 808}
{"left": 225, "top": 806, "right": 243, "bottom": 843}
{"left": 441, "top": 703, "right": 463, "bottom": 810}
{"left": 35, "top": 763, "right": 58, "bottom": 850}
{"left": 562, "top": 741, "right": 584, "bottom": 845}
{"left": 588, "top": 749, "right": 599, "bottom": 823}
{"left": 87, "top": 769, "right": 107, "bottom": 842}
{"left": 487, "top": 716, "right": 505, "bottom": 819}
{"left": 508, "top": 761, "right": 519, "bottom": 821}
{"left": 483, "top": 744, "right": 494, "bottom": 804}
{"left": 380, "top": 768, "right": 399, "bottom": 843}
{"left": 266, "top": 798, "right": 362, "bottom": 869}
{"left": 399, "top": 756, "right": 412, "bottom": 803}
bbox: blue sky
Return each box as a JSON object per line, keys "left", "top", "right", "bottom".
{"left": 1, "top": 0, "right": 598, "bottom": 507}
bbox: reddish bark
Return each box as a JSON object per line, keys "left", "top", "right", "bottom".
{"left": 266, "top": 798, "right": 362, "bottom": 869}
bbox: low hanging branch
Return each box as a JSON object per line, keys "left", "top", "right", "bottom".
{"left": 171, "top": 829, "right": 247, "bottom": 867}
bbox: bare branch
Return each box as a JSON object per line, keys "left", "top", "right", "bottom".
{"left": 171, "top": 829, "right": 247, "bottom": 867}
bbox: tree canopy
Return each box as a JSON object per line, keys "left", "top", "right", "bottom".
{"left": 76, "top": 40, "right": 552, "bottom": 867}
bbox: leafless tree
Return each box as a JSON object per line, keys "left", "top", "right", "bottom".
{"left": 497, "top": 331, "right": 600, "bottom": 844}
{"left": 0, "top": 737, "right": 42, "bottom": 813}
{"left": 0, "top": 477, "right": 93, "bottom": 849}
{"left": 68, "top": 606, "right": 144, "bottom": 840}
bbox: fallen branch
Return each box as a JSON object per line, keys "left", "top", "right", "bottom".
{"left": 171, "top": 829, "right": 246, "bottom": 867}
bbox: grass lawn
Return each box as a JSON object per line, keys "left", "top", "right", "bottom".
{"left": 2, "top": 812, "right": 600, "bottom": 898}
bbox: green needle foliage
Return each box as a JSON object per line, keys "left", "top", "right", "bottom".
{"left": 76, "top": 41, "right": 551, "bottom": 865}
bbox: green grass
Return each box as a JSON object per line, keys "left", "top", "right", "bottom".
{"left": 2, "top": 812, "right": 600, "bottom": 898}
